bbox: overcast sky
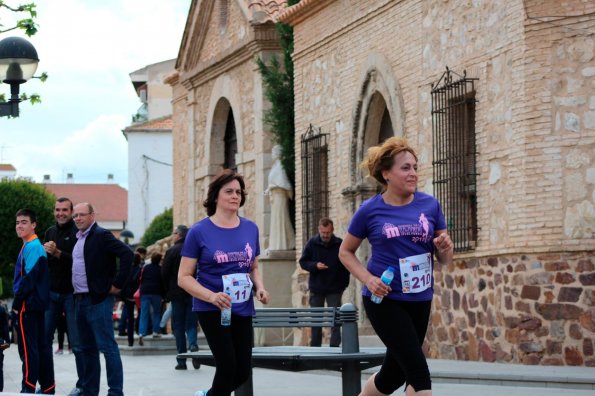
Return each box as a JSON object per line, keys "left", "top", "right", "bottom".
{"left": 0, "top": 0, "right": 191, "bottom": 188}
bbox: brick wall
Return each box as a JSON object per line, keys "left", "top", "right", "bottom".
{"left": 289, "top": 0, "right": 595, "bottom": 365}
{"left": 170, "top": 0, "right": 282, "bottom": 239}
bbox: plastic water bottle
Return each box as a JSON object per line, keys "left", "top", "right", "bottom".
{"left": 370, "top": 266, "right": 395, "bottom": 304}
{"left": 221, "top": 287, "right": 232, "bottom": 326}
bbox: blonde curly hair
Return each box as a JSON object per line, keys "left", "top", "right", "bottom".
{"left": 361, "top": 136, "right": 418, "bottom": 186}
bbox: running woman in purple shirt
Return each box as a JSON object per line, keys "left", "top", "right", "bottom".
{"left": 179, "top": 169, "right": 270, "bottom": 396}
{"left": 339, "top": 137, "right": 453, "bottom": 396}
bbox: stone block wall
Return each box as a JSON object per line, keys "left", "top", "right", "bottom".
{"left": 428, "top": 252, "right": 595, "bottom": 366}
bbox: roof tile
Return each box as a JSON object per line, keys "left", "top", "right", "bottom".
{"left": 43, "top": 183, "right": 128, "bottom": 223}
{"left": 248, "top": 0, "right": 288, "bottom": 23}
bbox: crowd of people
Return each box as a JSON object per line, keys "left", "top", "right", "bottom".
{"left": 7, "top": 197, "right": 203, "bottom": 395}
{"left": 5, "top": 137, "right": 454, "bottom": 396}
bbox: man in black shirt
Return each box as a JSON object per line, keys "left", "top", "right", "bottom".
{"left": 43, "top": 197, "right": 84, "bottom": 396}
{"left": 299, "top": 218, "right": 350, "bottom": 347}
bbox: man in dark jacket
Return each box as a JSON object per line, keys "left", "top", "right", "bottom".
{"left": 43, "top": 197, "right": 84, "bottom": 396}
{"left": 161, "top": 225, "right": 200, "bottom": 370}
{"left": 71, "top": 203, "right": 132, "bottom": 396}
{"left": 299, "top": 218, "right": 350, "bottom": 347}
{"left": 13, "top": 208, "right": 55, "bottom": 394}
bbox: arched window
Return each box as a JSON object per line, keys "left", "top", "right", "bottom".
{"left": 219, "top": 0, "right": 229, "bottom": 33}
{"left": 378, "top": 107, "right": 393, "bottom": 144}
{"left": 223, "top": 109, "right": 237, "bottom": 171}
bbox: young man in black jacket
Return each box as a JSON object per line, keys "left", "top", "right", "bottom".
{"left": 299, "top": 218, "right": 350, "bottom": 347}
{"left": 43, "top": 197, "right": 84, "bottom": 396}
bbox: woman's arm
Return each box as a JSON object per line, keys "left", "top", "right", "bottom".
{"left": 250, "top": 257, "right": 270, "bottom": 304}
{"left": 178, "top": 256, "right": 231, "bottom": 309}
{"left": 433, "top": 229, "right": 454, "bottom": 266}
{"left": 339, "top": 232, "right": 390, "bottom": 298}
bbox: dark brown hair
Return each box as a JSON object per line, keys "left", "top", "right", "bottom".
{"left": 56, "top": 197, "right": 73, "bottom": 210}
{"left": 203, "top": 169, "right": 246, "bottom": 216}
{"left": 16, "top": 208, "right": 36, "bottom": 223}
{"left": 319, "top": 217, "right": 334, "bottom": 228}
{"left": 151, "top": 252, "right": 163, "bottom": 265}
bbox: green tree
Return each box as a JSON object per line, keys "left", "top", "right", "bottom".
{"left": 0, "top": 1, "right": 47, "bottom": 106}
{"left": 256, "top": 0, "right": 299, "bottom": 187}
{"left": 0, "top": 179, "right": 55, "bottom": 298}
{"left": 0, "top": 1, "right": 38, "bottom": 36}
{"left": 140, "top": 207, "right": 173, "bottom": 248}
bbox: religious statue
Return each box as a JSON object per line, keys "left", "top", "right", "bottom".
{"left": 265, "top": 145, "right": 296, "bottom": 250}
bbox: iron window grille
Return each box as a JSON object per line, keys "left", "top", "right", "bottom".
{"left": 301, "top": 124, "right": 329, "bottom": 242}
{"left": 431, "top": 67, "right": 479, "bottom": 252}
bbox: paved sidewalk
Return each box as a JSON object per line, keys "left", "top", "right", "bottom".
{"left": 0, "top": 343, "right": 593, "bottom": 395}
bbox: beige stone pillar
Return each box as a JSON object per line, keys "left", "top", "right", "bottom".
{"left": 254, "top": 250, "right": 296, "bottom": 346}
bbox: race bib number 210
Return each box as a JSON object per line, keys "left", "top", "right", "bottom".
{"left": 399, "top": 253, "right": 432, "bottom": 294}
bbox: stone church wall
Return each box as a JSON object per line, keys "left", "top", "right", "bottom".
{"left": 288, "top": 0, "right": 595, "bottom": 364}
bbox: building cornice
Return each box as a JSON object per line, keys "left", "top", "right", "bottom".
{"left": 276, "top": 0, "right": 334, "bottom": 25}
{"left": 179, "top": 25, "right": 282, "bottom": 89}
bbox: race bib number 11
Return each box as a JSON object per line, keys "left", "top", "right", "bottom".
{"left": 399, "top": 253, "right": 432, "bottom": 294}
{"left": 222, "top": 273, "right": 253, "bottom": 303}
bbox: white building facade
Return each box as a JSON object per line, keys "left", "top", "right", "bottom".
{"left": 123, "top": 59, "right": 176, "bottom": 244}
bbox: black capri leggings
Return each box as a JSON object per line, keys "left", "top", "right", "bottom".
{"left": 197, "top": 311, "right": 253, "bottom": 396}
{"left": 363, "top": 296, "right": 432, "bottom": 393}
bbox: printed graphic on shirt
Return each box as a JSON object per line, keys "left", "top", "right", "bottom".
{"left": 382, "top": 213, "right": 432, "bottom": 243}
{"left": 213, "top": 242, "right": 254, "bottom": 268}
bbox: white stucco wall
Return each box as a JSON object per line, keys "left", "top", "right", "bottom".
{"left": 126, "top": 131, "right": 173, "bottom": 244}
{"left": 130, "top": 59, "right": 176, "bottom": 121}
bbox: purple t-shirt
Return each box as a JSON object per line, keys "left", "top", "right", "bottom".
{"left": 181, "top": 217, "right": 260, "bottom": 316}
{"left": 348, "top": 192, "right": 446, "bottom": 302}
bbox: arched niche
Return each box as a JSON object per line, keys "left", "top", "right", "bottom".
{"left": 342, "top": 53, "right": 405, "bottom": 325}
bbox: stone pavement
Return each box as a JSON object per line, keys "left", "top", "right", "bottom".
{"left": 0, "top": 342, "right": 593, "bottom": 395}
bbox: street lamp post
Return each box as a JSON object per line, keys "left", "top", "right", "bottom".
{"left": 120, "top": 229, "right": 134, "bottom": 246}
{"left": 0, "top": 36, "right": 39, "bottom": 118}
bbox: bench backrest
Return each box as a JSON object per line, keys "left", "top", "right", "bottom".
{"left": 252, "top": 304, "right": 361, "bottom": 353}
{"left": 253, "top": 307, "right": 338, "bottom": 328}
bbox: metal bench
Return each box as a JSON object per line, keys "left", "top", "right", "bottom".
{"left": 179, "top": 303, "right": 385, "bottom": 396}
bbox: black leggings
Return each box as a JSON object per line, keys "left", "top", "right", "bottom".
{"left": 363, "top": 297, "right": 432, "bottom": 393}
{"left": 197, "top": 311, "right": 253, "bottom": 396}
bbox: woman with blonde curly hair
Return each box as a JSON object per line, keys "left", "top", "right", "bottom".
{"left": 339, "top": 137, "right": 453, "bottom": 396}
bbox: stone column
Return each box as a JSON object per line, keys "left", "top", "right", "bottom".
{"left": 255, "top": 250, "right": 296, "bottom": 346}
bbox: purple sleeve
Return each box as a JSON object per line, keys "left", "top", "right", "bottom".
{"left": 255, "top": 226, "right": 260, "bottom": 257}
{"left": 435, "top": 200, "right": 447, "bottom": 231}
{"left": 347, "top": 201, "right": 369, "bottom": 239}
{"left": 181, "top": 226, "right": 200, "bottom": 258}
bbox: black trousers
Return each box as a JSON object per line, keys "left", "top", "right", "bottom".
{"left": 198, "top": 311, "right": 253, "bottom": 396}
{"left": 309, "top": 291, "right": 343, "bottom": 347}
{"left": 16, "top": 309, "right": 55, "bottom": 394}
{"left": 123, "top": 300, "right": 136, "bottom": 347}
{"left": 363, "top": 297, "right": 432, "bottom": 393}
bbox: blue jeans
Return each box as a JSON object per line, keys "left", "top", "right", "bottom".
{"left": 45, "top": 292, "right": 83, "bottom": 389}
{"left": 75, "top": 294, "right": 123, "bottom": 396}
{"left": 171, "top": 297, "right": 198, "bottom": 364}
{"left": 139, "top": 294, "right": 162, "bottom": 336}
{"left": 159, "top": 302, "right": 172, "bottom": 328}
